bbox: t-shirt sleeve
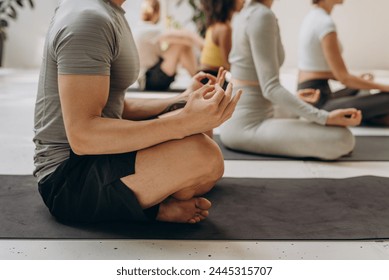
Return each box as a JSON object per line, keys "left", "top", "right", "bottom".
{"left": 247, "top": 10, "right": 328, "bottom": 125}
{"left": 52, "top": 12, "right": 116, "bottom": 75}
{"left": 317, "top": 17, "right": 337, "bottom": 40}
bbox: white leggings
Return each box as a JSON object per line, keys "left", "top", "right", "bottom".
{"left": 220, "top": 86, "right": 355, "bottom": 160}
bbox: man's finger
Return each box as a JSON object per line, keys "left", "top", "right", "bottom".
{"left": 216, "top": 67, "right": 224, "bottom": 79}
{"left": 209, "top": 84, "right": 227, "bottom": 105}
{"left": 217, "top": 83, "right": 233, "bottom": 111}
{"left": 191, "top": 85, "right": 215, "bottom": 100}
{"left": 221, "top": 88, "right": 243, "bottom": 121}
{"left": 205, "top": 73, "right": 217, "bottom": 84}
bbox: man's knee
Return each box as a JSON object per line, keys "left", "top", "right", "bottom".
{"left": 170, "top": 135, "right": 224, "bottom": 200}
{"left": 187, "top": 134, "right": 224, "bottom": 181}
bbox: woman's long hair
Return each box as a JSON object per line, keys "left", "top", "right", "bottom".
{"left": 200, "top": 0, "right": 236, "bottom": 27}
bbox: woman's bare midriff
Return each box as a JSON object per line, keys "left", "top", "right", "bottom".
{"left": 231, "top": 78, "right": 260, "bottom": 87}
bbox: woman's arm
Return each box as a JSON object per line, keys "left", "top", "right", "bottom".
{"left": 322, "top": 32, "right": 389, "bottom": 92}
{"left": 214, "top": 24, "right": 232, "bottom": 70}
{"left": 247, "top": 10, "right": 328, "bottom": 125}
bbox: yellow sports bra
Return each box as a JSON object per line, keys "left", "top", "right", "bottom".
{"left": 200, "top": 28, "right": 224, "bottom": 68}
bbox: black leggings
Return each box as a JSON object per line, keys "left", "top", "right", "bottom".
{"left": 298, "top": 79, "right": 389, "bottom": 122}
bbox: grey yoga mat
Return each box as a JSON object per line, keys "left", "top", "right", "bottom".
{"left": 127, "top": 87, "right": 183, "bottom": 93}
{"left": 1, "top": 175, "right": 389, "bottom": 240}
{"left": 214, "top": 135, "right": 389, "bottom": 161}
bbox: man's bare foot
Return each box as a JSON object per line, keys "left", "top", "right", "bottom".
{"left": 156, "top": 197, "right": 212, "bottom": 223}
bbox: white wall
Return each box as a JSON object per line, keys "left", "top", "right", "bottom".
{"left": 3, "top": 0, "right": 389, "bottom": 70}
{"left": 2, "top": 0, "right": 146, "bottom": 68}
{"left": 123, "top": 0, "right": 143, "bottom": 29}
{"left": 3, "top": 1, "right": 59, "bottom": 68}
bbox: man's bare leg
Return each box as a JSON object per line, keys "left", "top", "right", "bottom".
{"left": 121, "top": 134, "right": 224, "bottom": 223}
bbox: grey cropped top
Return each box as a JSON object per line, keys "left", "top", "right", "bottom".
{"left": 229, "top": 2, "right": 329, "bottom": 125}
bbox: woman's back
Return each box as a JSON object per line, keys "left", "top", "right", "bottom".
{"left": 200, "top": 0, "right": 244, "bottom": 72}
{"left": 229, "top": 2, "right": 284, "bottom": 83}
{"left": 298, "top": 7, "right": 338, "bottom": 73}
{"left": 200, "top": 25, "right": 229, "bottom": 70}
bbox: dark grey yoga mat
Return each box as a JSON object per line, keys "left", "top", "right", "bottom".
{"left": 127, "top": 87, "right": 183, "bottom": 93}
{"left": 1, "top": 175, "right": 389, "bottom": 240}
{"left": 214, "top": 135, "right": 389, "bottom": 161}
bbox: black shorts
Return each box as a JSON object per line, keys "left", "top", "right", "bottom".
{"left": 145, "top": 58, "right": 175, "bottom": 91}
{"left": 38, "top": 150, "right": 158, "bottom": 223}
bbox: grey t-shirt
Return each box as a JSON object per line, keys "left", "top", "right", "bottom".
{"left": 33, "top": 0, "right": 139, "bottom": 182}
{"left": 229, "top": 2, "right": 328, "bottom": 125}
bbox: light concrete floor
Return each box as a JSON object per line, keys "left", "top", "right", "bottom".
{"left": 1, "top": 69, "right": 389, "bottom": 260}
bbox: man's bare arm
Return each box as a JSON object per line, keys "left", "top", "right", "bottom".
{"left": 122, "top": 96, "right": 183, "bottom": 121}
{"left": 58, "top": 74, "right": 241, "bottom": 156}
{"left": 58, "top": 75, "right": 186, "bottom": 155}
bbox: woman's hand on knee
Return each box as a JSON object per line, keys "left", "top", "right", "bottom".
{"left": 326, "top": 108, "right": 362, "bottom": 127}
{"left": 297, "top": 89, "right": 320, "bottom": 104}
{"left": 360, "top": 73, "right": 374, "bottom": 81}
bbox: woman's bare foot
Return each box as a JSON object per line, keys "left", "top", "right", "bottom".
{"left": 156, "top": 197, "right": 212, "bottom": 223}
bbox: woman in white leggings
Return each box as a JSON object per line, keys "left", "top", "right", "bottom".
{"left": 220, "top": 0, "right": 361, "bottom": 160}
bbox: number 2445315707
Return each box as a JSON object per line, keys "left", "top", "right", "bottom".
{"left": 208, "top": 266, "right": 272, "bottom": 276}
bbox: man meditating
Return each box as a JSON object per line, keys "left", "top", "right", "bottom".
{"left": 33, "top": 0, "right": 241, "bottom": 224}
